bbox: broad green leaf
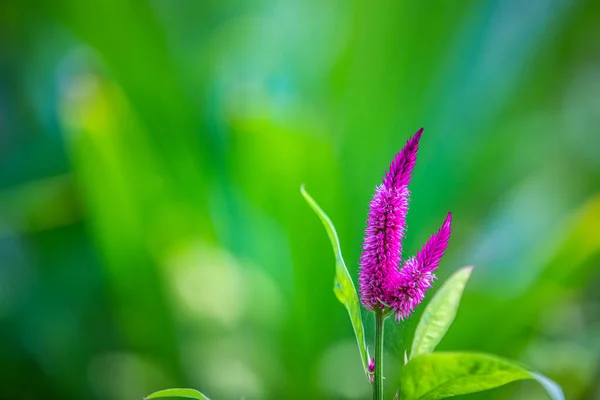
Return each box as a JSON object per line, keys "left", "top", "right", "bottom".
{"left": 410, "top": 267, "right": 473, "bottom": 360}
{"left": 400, "top": 352, "right": 564, "bottom": 400}
{"left": 301, "top": 185, "right": 370, "bottom": 377}
{"left": 144, "top": 388, "right": 210, "bottom": 399}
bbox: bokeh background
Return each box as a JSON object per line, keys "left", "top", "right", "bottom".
{"left": 1, "top": 0, "right": 600, "bottom": 399}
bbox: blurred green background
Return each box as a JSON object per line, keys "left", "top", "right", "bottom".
{"left": 1, "top": 0, "right": 600, "bottom": 399}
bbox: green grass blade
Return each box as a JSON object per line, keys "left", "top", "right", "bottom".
{"left": 410, "top": 267, "right": 473, "bottom": 360}
{"left": 300, "top": 185, "right": 370, "bottom": 377}
{"left": 401, "top": 352, "right": 564, "bottom": 400}
{"left": 144, "top": 388, "right": 210, "bottom": 399}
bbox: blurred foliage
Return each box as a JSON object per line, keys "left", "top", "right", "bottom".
{"left": 1, "top": 0, "right": 600, "bottom": 399}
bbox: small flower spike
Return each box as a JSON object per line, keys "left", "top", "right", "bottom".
{"left": 386, "top": 213, "right": 452, "bottom": 321}
{"left": 367, "top": 357, "right": 375, "bottom": 383}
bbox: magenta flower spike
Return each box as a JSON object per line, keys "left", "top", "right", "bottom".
{"left": 368, "top": 357, "right": 375, "bottom": 372}
{"left": 416, "top": 212, "right": 452, "bottom": 273}
{"left": 367, "top": 357, "right": 376, "bottom": 383}
{"left": 387, "top": 213, "right": 452, "bottom": 321}
{"left": 358, "top": 128, "right": 452, "bottom": 321}
{"left": 358, "top": 128, "right": 422, "bottom": 311}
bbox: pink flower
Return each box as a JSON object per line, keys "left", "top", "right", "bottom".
{"left": 386, "top": 213, "right": 452, "bottom": 321}
{"left": 358, "top": 129, "right": 421, "bottom": 311}
{"left": 358, "top": 128, "right": 452, "bottom": 320}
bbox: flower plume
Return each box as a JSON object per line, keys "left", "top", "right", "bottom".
{"left": 358, "top": 129, "right": 422, "bottom": 311}
{"left": 358, "top": 128, "right": 452, "bottom": 320}
{"left": 358, "top": 185, "right": 409, "bottom": 310}
{"left": 386, "top": 213, "right": 452, "bottom": 321}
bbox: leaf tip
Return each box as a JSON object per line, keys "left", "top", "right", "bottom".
{"left": 300, "top": 184, "right": 312, "bottom": 203}
{"left": 461, "top": 265, "right": 475, "bottom": 273}
{"left": 531, "top": 372, "right": 565, "bottom": 400}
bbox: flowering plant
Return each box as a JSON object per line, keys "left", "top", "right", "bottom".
{"left": 300, "top": 129, "right": 564, "bottom": 400}
{"left": 143, "top": 129, "right": 564, "bottom": 400}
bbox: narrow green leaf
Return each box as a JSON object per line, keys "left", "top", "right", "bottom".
{"left": 410, "top": 267, "right": 473, "bottom": 360}
{"left": 400, "top": 352, "right": 564, "bottom": 400}
{"left": 301, "top": 185, "right": 370, "bottom": 377}
{"left": 532, "top": 372, "right": 565, "bottom": 400}
{"left": 144, "top": 388, "right": 210, "bottom": 400}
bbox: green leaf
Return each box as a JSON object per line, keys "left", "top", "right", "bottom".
{"left": 300, "top": 185, "right": 370, "bottom": 377}
{"left": 144, "top": 388, "right": 210, "bottom": 400}
{"left": 532, "top": 372, "right": 565, "bottom": 400}
{"left": 410, "top": 267, "right": 473, "bottom": 360}
{"left": 400, "top": 352, "right": 564, "bottom": 400}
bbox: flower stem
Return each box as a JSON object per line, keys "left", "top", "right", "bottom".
{"left": 374, "top": 309, "right": 385, "bottom": 400}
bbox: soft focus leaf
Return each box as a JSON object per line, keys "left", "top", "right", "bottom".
{"left": 531, "top": 372, "right": 566, "bottom": 400}
{"left": 400, "top": 352, "right": 564, "bottom": 400}
{"left": 301, "top": 185, "right": 370, "bottom": 377}
{"left": 145, "top": 388, "right": 210, "bottom": 399}
{"left": 411, "top": 267, "right": 473, "bottom": 359}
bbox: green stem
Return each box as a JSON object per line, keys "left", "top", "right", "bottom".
{"left": 374, "top": 309, "right": 385, "bottom": 400}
